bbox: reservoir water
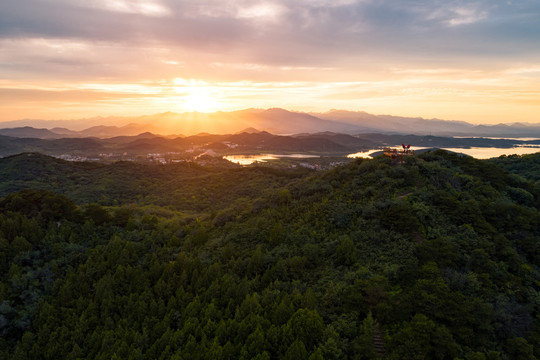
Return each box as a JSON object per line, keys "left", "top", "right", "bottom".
{"left": 224, "top": 154, "right": 319, "bottom": 165}
{"left": 348, "top": 146, "right": 540, "bottom": 160}
{"left": 224, "top": 146, "right": 540, "bottom": 165}
{"left": 437, "top": 146, "right": 540, "bottom": 159}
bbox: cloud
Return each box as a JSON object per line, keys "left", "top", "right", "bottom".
{"left": 91, "top": 0, "right": 172, "bottom": 17}
{"left": 1, "top": 1, "right": 538, "bottom": 65}
{"left": 236, "top": 3, "right": 286, "bottom": 20}
{"left": 445, "top": 6, "right": 487, "bottom": 26}
{"left": 1, "top": 0, "right": 539, "bottom": 123}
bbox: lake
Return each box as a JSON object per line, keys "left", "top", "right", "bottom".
{"left": 224, "top": 154, "right": 319, "bottom": 165}
{"left": 348, "top": 146, "right": 540, "bottom": 160}
{"left": 224, "top": 146, "right": 540, "bottom": 165}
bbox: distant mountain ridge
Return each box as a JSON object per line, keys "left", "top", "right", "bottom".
{"left": 0, "top": 127, "right": 61, "bottom": 139}
{"left": 0, "top": 128, "right": 538, "bottom": 158}
{"left": 1, "top": 108, "right": 540, "bottom": 138}
{"left": 311, "top": 110, "right": 540, "bottom": 137}
{"left": 0, "top": 123, "right": 163, "bottom": 139}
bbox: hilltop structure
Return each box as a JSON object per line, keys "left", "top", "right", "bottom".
{"left": 384, "top": 143, "right": 414, "bottom": 162}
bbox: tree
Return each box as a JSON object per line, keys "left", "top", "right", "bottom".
{"left": 505, "top": 337, "right": 535, "bottom": 360}
{"left": 288, "top": 309, "right": 325, "bottom": 350}
{"left": 84, "top": 203, "right": 111, "bottom": 225}
{"left": 387, "top": 314, "right": 459, "bottom": 360}
{"left": 247, "top": 245, "right": 264, "bottom": 275}
{"left": 284, "top": 340, "right": 308, "bottom": 360}
{"left": 336, "top": 236, "right": 357, "bottom": 266}
{"left": 352, "top": 312, "right": 378, "bottom": 360}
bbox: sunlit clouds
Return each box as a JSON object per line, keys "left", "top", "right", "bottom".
{"left": 0, "top": 0, "right": 539, "bottom": 123}
{"left": 89, "top": 0, "right": 172, "bottom": 17}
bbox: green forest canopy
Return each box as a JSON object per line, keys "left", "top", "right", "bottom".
{"left": 0, "top": 151, "right": 539, "bottom": 359}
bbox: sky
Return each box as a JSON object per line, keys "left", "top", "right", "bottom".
{"left": 1, "top": 0, "right": 539, "bottom": 124}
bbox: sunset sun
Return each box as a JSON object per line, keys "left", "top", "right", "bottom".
{"left": 182, "top": 89, "right": 218, "bottom": 112}
{"left": 174, "top": 79, "right": 220, "bottom": 112}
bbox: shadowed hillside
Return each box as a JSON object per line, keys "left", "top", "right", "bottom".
{"left": 0, "top": 151, "right": 539, "bottom": 359}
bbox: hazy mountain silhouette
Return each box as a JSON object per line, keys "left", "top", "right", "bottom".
{"left": 2, "top": 108, "right": 540, "bottom": 137}
{"left": 235, "top": 127, "right": 262, "bottom": 134}
{"left": 313, "top": 110, "right": 540, "bottom": 137}
{"left": 78, "top": 123, "right": 161, "bottom": 137}
{"left": 0, "top": 127, "right": 62, "bottom": 139}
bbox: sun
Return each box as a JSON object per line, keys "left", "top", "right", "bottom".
{"left": 172, "top": 78, "right": 223, "bottom": 112}
{"left": 181, "top": 86, "right": 219, "bottom": 112}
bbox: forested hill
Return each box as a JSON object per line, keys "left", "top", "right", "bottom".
{"left": 1, "top": 151, "right": 539, "bottom": 359}
{"left": 489, "top": 153, "right": 540, "bottom": 184}
{"left": 0, "top": 152, "right": 306, "bottom": 209}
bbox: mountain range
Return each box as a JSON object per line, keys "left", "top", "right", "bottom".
{"left": 1, "top": 108, "right": 540, "bottom": 138}
{"left": 0, "top": 129, "right": 538, "bottom": 159}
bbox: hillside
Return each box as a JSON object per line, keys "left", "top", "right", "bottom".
{"left": 0, "top": 152, "right": 539, "bottom": 359}
{"left": 0, "top": 130, "right": 538, "bottom": 160}
{"left": 489, "top": 153, "right": 540, "bottom": 183}
{"left": 0, "top": 153, "right": 303, "bottom": 208}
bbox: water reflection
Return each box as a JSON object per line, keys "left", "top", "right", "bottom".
{"left": 348, "top": 146, "right": 427, "bottom": 159}
{"left": 441, "top": 146, "right": 540, "bottom": 159}
{"left": 346, "top": 150, "right": 375, "bottom": 159}
{"left": 224, "top": 154, "right": 319, "bottom": 165}
{"left": 348, "top": 146, "right": 540, "bottom": 160}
